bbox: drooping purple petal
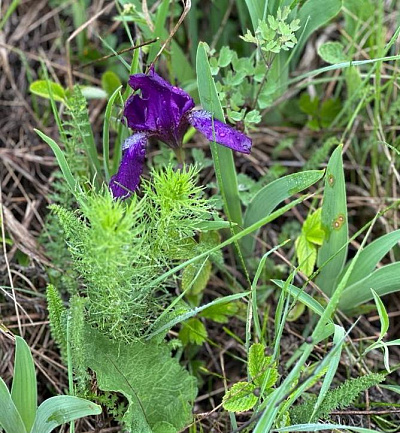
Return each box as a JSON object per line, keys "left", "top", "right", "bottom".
{"left": 124, "top": 68, "right": 195, "bottom": 148}
{"left": 110, "top": 133, "right": 148, "bottom": 199}
{"left": 188, "top": 110, "right": 252, "bottom": 154}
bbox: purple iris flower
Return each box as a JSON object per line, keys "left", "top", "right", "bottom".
{"left": 110, "top": 68, "right": 252, "bottom": 198}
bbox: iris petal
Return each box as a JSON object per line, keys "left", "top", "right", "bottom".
{"left": 124, "top": 68, "right": 195, "bottom": 148}
{"left": 188, "top": 110, "right": 252, "bottom": 154}
{"left": 110, "top": 133, "right": 148, "bottom": 199}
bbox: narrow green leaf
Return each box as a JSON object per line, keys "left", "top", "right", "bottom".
{"left": 244, "top": 0, "right": 266, "bottom": 31}
{"left": 340, "top": 229, "right": 400, "bottom": 287}
{"left": 146, "top": 292, "right": 250, "bottom": 340}
{"left": 371, "top": 289, "right": 389, "bottom": 338}
{"left": 292, "top": 0, "right": 343, "bottom": 66}
{"left": 103, "top": 86, "right": 122, "bottom": 181}
{"left": 316, "top": 145, "right": 348, "bottom": 296}
{"left": 29, "top": 80, "right": 66, "bottom": 103}
{"left": 31, "top": 396, "right": 101, "bottom": 433}
{"left": 310, "top": 325, "right": 345, "bottom": 421}
{"left": 34, "top": 129, "right": 77, "bottom": 193}
{"left": 196, "top": 42, "right": 243, "bottom": 228}
{"left": 338, "top": 262, "right": 400, "bottom": 310}
{"left": 242, "top": 170, "right": 324, "bottom": 256}
{"left": 276, "top": 424, "right": 381, "bottom": 432}
{"left": 148, "top": 0, "right": 170, "bottom": 62}
{"left": 0, "top": 377, "right": 27, "bottom": 433}
{"left": 271, "top": 280, "right": 327, "bottom": 318}
{"left": 10, "top": 337, "right": 37, "bottom": 432}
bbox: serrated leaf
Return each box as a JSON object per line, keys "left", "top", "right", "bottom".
{"left": 199, "top": 301, "right": 240, "bottom": 323}
{"left": 222, "top": 382, "right": 258, "bottom": 412}
{"left": 182, "top": 259, "right": 212, "bottom": 295}
{"left": 84, "top": 327, "right": 197, "bottom": 432}
{"left": 30, "top": 80, "right": 66, "bottom": 103}
{"left": 318, "top": 42, "right": 348, "bottom": 64}
{"left": 248, "top": 343, "right": 279, "bottom": 388}
{"left": 179, "top": 318, "right": 208, "bottom": 345}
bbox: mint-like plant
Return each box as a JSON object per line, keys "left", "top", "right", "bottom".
{"left": 0, "top": 336, "right": 101, "bottom": 433}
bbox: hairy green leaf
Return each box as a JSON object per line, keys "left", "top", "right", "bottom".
{"left": 84, "top": 327, "right": 197, "bottom": 432}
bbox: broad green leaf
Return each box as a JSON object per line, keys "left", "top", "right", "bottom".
{"left": 197, "top": 42, "right": 243, "bottom": 228}
{"left": 292, "top": 0, "right": 343, "bottom": 66}
{"left": 248, "top": 343, "right": 279, "bottom": 388}
{"left": 179, "top": 318, "right": 208, "bottom": 345}
{"left": 34, "top": 129, "right": 77, "bottom": 194}
{"left": 316, "top": 146, "right": 348, "bottom": 296}
{"left": 31, "top": 396, "right": 101, "bottom": 433}
{"left": 182, "top": 259, "right": 212, "bottom": 295}
{"left": 303, "top": 208, "right": 324, "bottom": 245}
{"left": 222, "top": 382, "right": 258, "bottom": 412}
{"left": 10, "top": 337, "right": 37, "bottom": 432}
{"left": 242, "top": 170, "right": 324, "bottom": 256}
{"left": 84, "top": 327, "right": 197, "bottom": 432}
{"left": 318, "top": 42, "right": 348, "bottom": 64}
{"left": 339, "top": 229, "right": 400, "bottom": 288}
{"left": 287, "top": 302, "right": 306, "bottom": 322}
{"left": 80, "top": 86, "right": 107, "bottom": 100}
{"left": 101, "top": 71, "right": 122, "bottom": 96}
{"left": 0, "top": 377, "right": 27, "bottom": 433}
{"left": 199, "top": 301, "right": 240, "bottom": 323}
{"left": 272, "top": 280, "right": 327, "bottom": 318}
{"left": 338, "top": 262, "right": 400, "bottom": 310}
{"left": 29, "top": 80, "right": 66, "bottom": 103}
{"left": 295, "top": 234, "right": 317, "bottom": 277}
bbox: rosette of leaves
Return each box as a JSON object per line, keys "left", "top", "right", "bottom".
{"left": 222, "top": 343, "right": 279, "bottom": 412}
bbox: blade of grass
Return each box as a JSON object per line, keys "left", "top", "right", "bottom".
{"left": 34, "top": 129, "right": 77, "bottom": 194}
{"left": 196, "top": 42, "right": 243, "bottom": 228}
{"left": 103, "top": 86, "right": 122, "bottom": 182}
